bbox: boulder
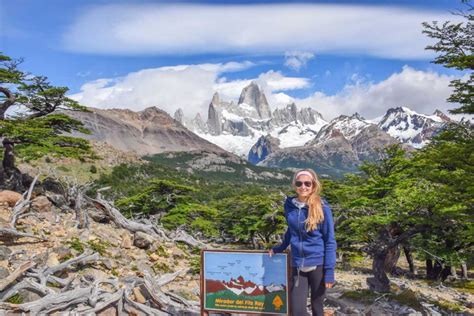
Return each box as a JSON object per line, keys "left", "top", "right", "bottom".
{"left": 31, "top": 196, "right": 53, "bottom": 213}
{"left": 132, "top": 287, "right": 147, "bottom": 304}
{"left": 0, "top": 190, "right": 22, "bottom": 207}
{"left": 0, "top": 266, "right": 9, "bottom": 279}
{"left": 133, "top": 232, "right": 153, "bottom": 249}
{"left": 18, "top": 289, "right": 42, "bottom": 303}
{"left": 121, "top": 232, "right": 132, "bottom": 249}
{"left": 46, "top": 194, "right": 68, "bottom": 208}
{"left": 0, "top": 246, "right": 12, "bottom": 261}
{"left": 89, "top": 208, "right": 109, "bottom": 223}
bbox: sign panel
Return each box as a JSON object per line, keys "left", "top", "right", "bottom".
{"left": 201, "top": 250, "right": 290, "bottom": 315}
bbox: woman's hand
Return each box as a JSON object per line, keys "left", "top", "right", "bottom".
{"left": 268, "top": 249, "right": 274, "bottom": 257}
{"left": 325, "top": 282, "right": 334, "bottom": 289}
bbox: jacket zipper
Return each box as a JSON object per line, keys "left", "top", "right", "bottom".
{"left": 297, "top": 206, "right": 305, "bottom": 268}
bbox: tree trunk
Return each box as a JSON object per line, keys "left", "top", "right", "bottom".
{"left": 367, "top": 250, "right": 391, "bottom": 292}
{"left": 450, "top": 266, "right": 458, "bottom": 279}
{"left": 426, "top": 259, "right": 433, "bottom": 279}
{"left": 428, "top": 260, "right": 444, "bottom": 280}
{"left": 2, "top": 139, "right": 16, "bottom": 172}
{"left": 440, "top": 265, "right": 451, "bottom": 281}
{"left": 384, "top": 245, "right": 401, "bottom": 275}
{"left": 461, "top": 262, "right": 468, "bottom": 279}
{"left": 403, "top": 246, "right": 416, "bottom": 274}
{"left": 0, "top": 138, "right": 32, "bottom": 191}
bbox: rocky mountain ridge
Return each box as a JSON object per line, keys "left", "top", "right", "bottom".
{"left": 64, "top": 106, "right": 227, "bottom": 156}
{"left": 175, "top": 83, "right": 451, "bottom": 175}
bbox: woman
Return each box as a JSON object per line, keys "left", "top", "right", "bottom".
{"left": 269, "top": 168, "right": 336, "bottom": 316}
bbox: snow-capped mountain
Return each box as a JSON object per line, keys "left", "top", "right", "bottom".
{"left": 174, "top": 82, "right": 452, "bottom": 177}
{"left": 377, "top": 106, "right": 450, "bottom": 148}
{"left": 306, "top": 113, "right": 373, "bottom": 146}
{"left": 205, "top": 275, "right": 286, "bottom": 297}
{"left": 174, "top": 82, "right": 328, "bottom": 157}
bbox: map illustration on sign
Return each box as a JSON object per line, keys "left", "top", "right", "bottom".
{"left": 202, "top": 250, "right": 289, "bottom": 315}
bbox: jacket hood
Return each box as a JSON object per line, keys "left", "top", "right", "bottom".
{"left": 284, "top": 195, "right": 308, "bottom": 212}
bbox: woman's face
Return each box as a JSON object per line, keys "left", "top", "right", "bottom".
{"left": 294, "top": 174, "right": 314, "bottom": 199}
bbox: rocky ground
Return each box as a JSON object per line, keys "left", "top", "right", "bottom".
{"left": 0, "top": 190, "right": 201, "bottom": 315}
{"left": 323, "top": 269, "right": 473, "bottom": 315}
{"left": 0, "top": 190, "right": 472, "bottom": 315}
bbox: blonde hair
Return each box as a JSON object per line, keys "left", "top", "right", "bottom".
{"left": 292, "top": 168, "right": 324, "bottom": 231}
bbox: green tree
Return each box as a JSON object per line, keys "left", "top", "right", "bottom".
{"left": 411, "top": 121, "right": 474, "bottom": 279}
{"left": 115, "top": 179, "right": 196, "bottom": 217}
{"left": 215, "top": 194, "right": 286, "bottom": 249}
{"left": 422, "top": 1, "right": 473, "bottom": 114}
{"left": 0, "top": 53, "right": 93, "bottom": 190}
{"left": 336, "top": 145, "right": 435, "bottom": 292}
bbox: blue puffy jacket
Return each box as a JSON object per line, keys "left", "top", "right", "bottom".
{"left": 272, "top": 196, "right": 337, "bottom": 283}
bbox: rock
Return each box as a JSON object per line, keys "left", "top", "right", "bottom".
{"left": 0, "top": 190, "right": 22, "bottom": 207}
{"left": 101, "top": 258, "right": 116, "bottom": 270}
{"left": 52, "top": 227, "right": 67, "bottom": 237}
{"left": 31, "top": 196, "right": 53, "bottom": 213}
{"left": 46, "top": 194, "right": 67, "bottom": 208}
{"left": 121, "top": 232, "right": 132, "bottom": 249}
{"left": 31, "top": 252, "right": 49, "bottom": 266}
{"left": 248, "top": 134, "right": 281, "bottom": 164}
{"left": 83, "top": 268, "right": 110, "bottom": 281}
{"left": 41, "top": 178, "right": 65, "bottom": 195}
{"left": 132, "top": 287, "right": 146, "bottom": 304}
{"left": 149, "top": 253, "right": 160, "bottom": 262}
{"left": 97, "top": 306, "right": 117, "bottom": 316}
{"left": 18, "top": 289, "right": 41, "bottom": 303}
{"left": 0, "top": 246, "right": 12, "bottom": 260}
{"left": 0, "top": 267, "right": 10, "bottom": 279}
{"left": 89, "top": 207, "right": 109, "bottom": 223}
{"left": 46, "top": 253, "right": 60, "bottom": 267}
{"left": 172, "top": 248, "right": 186, "bottom": 259}
{"left": 133, "top": 232, "right": 153, "bottom": 249}
{"left": 52, "top": 246, "right": 73, "bottom": 262}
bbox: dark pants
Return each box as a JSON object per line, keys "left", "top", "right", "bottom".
{"left": 290, "top": 266, "right": 325, "bottom": 316}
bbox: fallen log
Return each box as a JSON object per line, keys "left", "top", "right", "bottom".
{"left": 0, "top": 286, "right": 92, "bottom": 314}
{"left": 123, "top": 286, "right": 170, "bottom": 316}
{"left": 28, "top": 252, "right": 100, "bottom": 286}
{"left": 0, "top": 278, "right": 55, "bottom": 302}
{"left": 0, "top": 227, "right": 46, "bottom": 241}
{"left": 156, "top": 269, "right": 186, "bottom": 287}
{"left": 76, "top": 288, "right": 124, "bottom": 314}
{"left": 10, "top": 175, "right": 39, "bottom": 227}
{"left": 90, "top": 197, "right": 166, "bottom": 240}
{"left": 173, "top": 229, "right": 207, "bottom": 249}
{"left": 0, "top": 261, "right": 36, "bottom": 292}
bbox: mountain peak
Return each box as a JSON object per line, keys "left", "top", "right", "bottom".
{"left": 433, "top": 109, "right": 452, "bottom": 122}
{"left": 211, "top": 92, "right": 220, "bottom": 105}
{"left": 351, "top": 112, "right": 365, "bottom": 120}
{"left": 238, "top": 82, "right": 271, "bottom": 119}
{"left": 378, "top": 106, "right": 446, "bottom": 148}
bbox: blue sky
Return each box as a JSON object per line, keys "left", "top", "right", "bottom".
{"left": 0, "top": 0, "right": 468, "bottom": 120}
{"left": 203, "top": 251, "right": 287, "bottom": 286}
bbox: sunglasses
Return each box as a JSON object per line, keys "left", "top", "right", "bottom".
{"left": 295, "top": 181, "right": 313, "bottom": 188}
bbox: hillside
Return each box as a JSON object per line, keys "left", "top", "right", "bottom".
{"left": 0, "top": 188, "right": 471, "bottom": 314}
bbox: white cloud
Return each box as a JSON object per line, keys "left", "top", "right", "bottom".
{"left": 70, "top": 62, "right": 308, "bottom": 118}
{"left": 71, "top": 62, "right": 458, "bottom": 123}
{"left": 294, "top": 66, "right": 457, "bottom": 120}
{"left": 63, "top": 3, "right": 462, "bottom": 59}
{"left": 284, "top": 51, "right": 315, "bottom": 71}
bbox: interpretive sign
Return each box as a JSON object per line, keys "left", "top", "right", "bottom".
{"left": 200, "top": 249, "right": 290, "bottom": 315}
